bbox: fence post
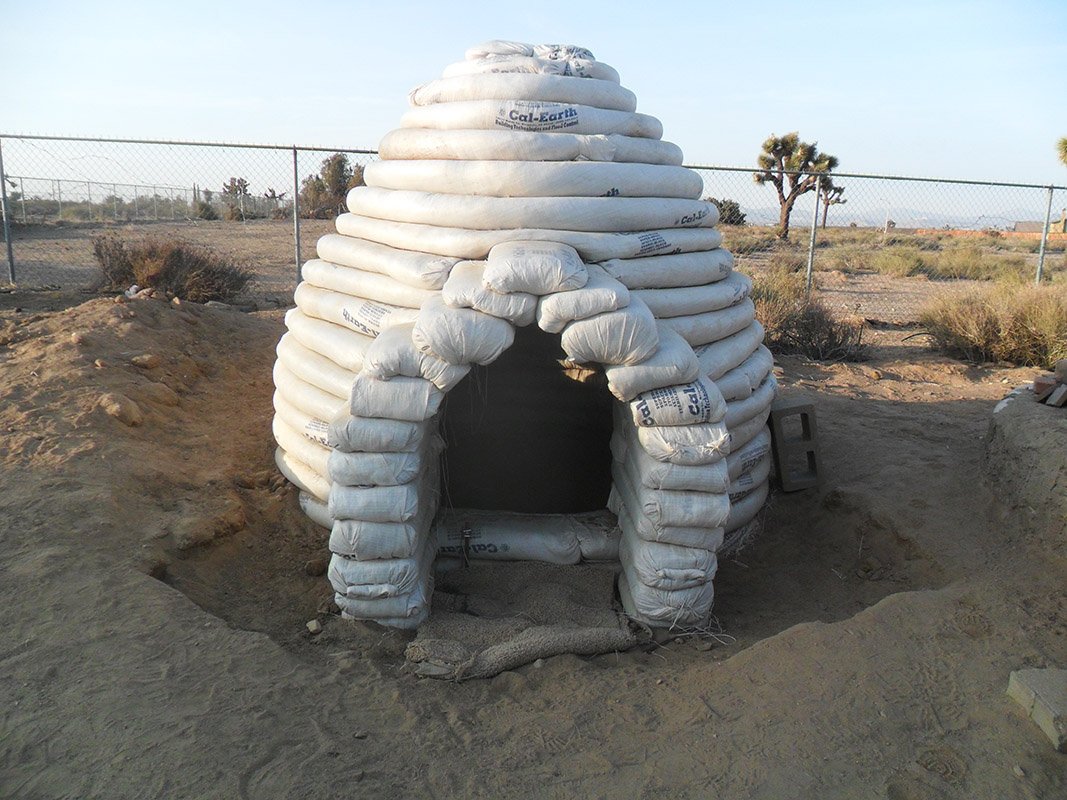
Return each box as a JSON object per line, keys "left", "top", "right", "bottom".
{"left": 0, "top": 137, "right": 15, "bottom": 283}
{"left": 805, "top": 175, "right": 821, "bottom": 294}
{"left": 292, "top": 146, "right": 302, "bottom": 286}
{"left": 1036, "top": 185, "right": 1054, "bottom": 285}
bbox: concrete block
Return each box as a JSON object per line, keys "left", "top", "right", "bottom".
{"left": 769, "top": 399, "right": 822, "bottom": 492}
{"left": 1046, "top": 385, "right": 1067, "bottom": 408}
{"left": 1007, "top": 668, "right": 1067, "bottom": 752}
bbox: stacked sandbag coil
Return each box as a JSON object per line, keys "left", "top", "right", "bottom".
{"left": 271, "top": 40, "right": 775, "bottom": 630}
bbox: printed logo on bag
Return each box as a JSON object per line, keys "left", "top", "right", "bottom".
{"left": 495, "top": 101, "right": 580, "bottom": 131}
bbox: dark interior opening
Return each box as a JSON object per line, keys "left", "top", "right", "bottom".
{"left": 439, "top": 324, "right": 614, "bottom": 513}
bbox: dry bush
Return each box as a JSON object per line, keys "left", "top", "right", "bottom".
{"left": 752, "top": 268, "right": 867, "bottom": 361}
{"left": 919, "top": 283, "right": 1067, "bottom": 367}
{"left": 91, "top": 232, "right": 251, "bottom": 303}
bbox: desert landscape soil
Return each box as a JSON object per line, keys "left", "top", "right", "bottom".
{"left": 0, "top": 290, "right": 1064, "bottom": 799}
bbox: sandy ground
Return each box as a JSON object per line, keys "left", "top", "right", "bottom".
{"left": 7, "top": 220, "right": 994, "bottom": 323}
{"left": 0, "top": 290, "right": 1065, "bottom": 799}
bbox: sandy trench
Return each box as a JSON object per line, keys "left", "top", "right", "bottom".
{"left": 0, "top": 290, "right": 1064, "bottom": 799}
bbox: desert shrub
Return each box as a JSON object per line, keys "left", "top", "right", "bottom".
{"left": 193, "top": 200, "right": 219, "bottom": 220}
{"left": 751, "top": 268, "right": 867, "bottom": 361}
{"left": 707, "top": 197, "right": 746, "bottom": 226}
{"left": 722, "top": 226, "right": 778, "bottom": 255}
{"left": 869, "top": 246, "right": 928, "bottom": 277}
{"left": 919, "top": 283, "right": 1067, "bottom": 367}
{"left": 925, "top": 246, "right": 1029, "bottom": 281}
{"left": 767, "top": 251, "right": 807, "bottom": 273}
{"left": 90, "top": 233, "right": 251, "bottom": 303}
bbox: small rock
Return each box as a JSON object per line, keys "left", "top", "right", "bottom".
{"left": 131, "top": 353, "right": 161, "bottom": 369}
{"left": 352, "top": 731, "right": 368, "bottom": 740}
{"left": 205, "top": 300, "right": 232, "bottom": 310}
{"left": 656, "top": 678, "right": 664, "bottom": 685}
{"left": 98, "top": 393, "right": 143, "bottom": 426}
{"left": 1012, "top": 765, "right": 1026, "bottom": 779}
{"left": 1054, "top": 359, "right": 1067, "bottom": 383}
{"left": 306, "top": 619, "right": 323, "bottom": 635}
{"left": 304, "top": 557, "right": 329, "bottom": 577}
{"left": 533, "top": 658, "right": 545, "bottom": 669}
{"left": 70, "top": 331, "right": 89, "bottom": 346}
{"left": 93, "top": 358, "right": 106, "bottom": 369}
{"left": 863, "top": 367, "right": 883, "bottom": 381}
{"left": 113, "top": 295, "right": 128, "bottom": 304}
{"left": 171, "top": 297, "right": 182, "bottom": 307}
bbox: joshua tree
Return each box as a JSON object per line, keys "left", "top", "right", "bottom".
{"left": 754, "top": 132, "right": 838, "bottom": 240}
{"left": 1058, "top": 137, "right": 1067, "bottom": 168}
{"left": 820, "top": 180, "right": 846, "bottom": 229}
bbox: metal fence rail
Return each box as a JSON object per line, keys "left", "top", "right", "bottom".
{"left": 1, "top": 133, "right": 1064, "bottom": 321}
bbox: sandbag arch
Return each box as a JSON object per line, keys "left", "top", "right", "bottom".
{"left": 272, "top": 236, "right": 775, "bottom": 630}
{"left": 269, "top": 39, "right": 776, "bottom": 630}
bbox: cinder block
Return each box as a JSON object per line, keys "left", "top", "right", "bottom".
{"left": 769, "top": 399, "right": 822, "bottom": 492}
{"left": 1007, "top": 668, "right": 1067, "bottom": 752}
{"left": 1046, "top": 385, "right": 1067, "bottom": 408}
{"left": 1033, "top": 374, "right": 1059, "bottom": 401}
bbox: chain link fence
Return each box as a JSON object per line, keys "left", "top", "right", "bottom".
{"left": 2, "top": 134, "right": 1064, "bottom": 320}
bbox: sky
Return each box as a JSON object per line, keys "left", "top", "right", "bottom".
{"left": 3, "top": 0, "right": 1067, "bottom": 186}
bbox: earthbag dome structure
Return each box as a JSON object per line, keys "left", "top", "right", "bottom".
{"left": 271, "top": 40, "right": 776, "bottom": 630}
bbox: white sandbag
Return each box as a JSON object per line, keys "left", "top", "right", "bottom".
{"left": 293, "top": 282, "right": 419, "bottom": 338}
{"left": 611, "top": 428, "right": 730, "bottom": 493}
{"left": 328, "top": 414, "right": 428, "bottom": 454}
{"left": 275, "top": 446, "right": 331, "bottom": 504}
{"left": 716, "top": 345, "right": 774, "bottom": 402}
{"left": 327, "top": 440, "right": 434, "bottom": 488}
{"left": 660, "top": 298, "right": 755, "bottom": 347}
{"left": 531, "top": 43, "right": 597, "bottom": 60}
{"left": 272, "top": 416, "right": 331, "bottom": 478}
{"left": 316, "top": 233, "right": 456, "bottom": 290}
{"left": 728, "top": 455, "right": 772, "bottom": 502}
{"left": 299, "top": 491, "right": 332, "bottom": 530}
{"left": 335, "top": 213, "right": 722, "bottom": 262}
{"left": 442, "top": 260, "right": 537, "bottom": 326}
{"left": 726, "top": 427, "right": 772, "bottom": 481}
{"left": 434, "top": 509, "right": 588, "bottom": 565}
{"left": 408, "top": 73, "right": 637, "bottom": 112}
{"left": 601, "top": 249, "right": 733, "bottom": 289}
{"left": 465, "top": 40, "right": 535, "bottom": 59}
{"left": 694, "top": 320, "right": 765, "bottom": 381}
{"left": 632, "top": 271, "right": 752, "bottom": 319}
{"left": 560, "top": 296, "right": 658, "bottom": 366}
{"left": 443, "top": 54, "right": 620, "bottom": 83}
{"left": 273, "top": 361, "right": 346, "bottom": 422}
{"left": 629, "top": 375, "right": 727, "bottom": 427}
{"left": 334, "top": 538, "right": 436, "bottom": 626}
{"left": 725, "top": 480, "right": 769, "bottom": 532}
{"left": 301, "top": 258, "right": 437, "bottom": 309}
{"left": 378, "top": 129, "right": 684, "bottom": 166}
{"left": 328, "top": 549, "right": 425, "bottom": 600}
{"left": 729, "top": 412, "right": 772, "bottom": 454}
{"left": 576, "top": 520, "right": 622, "bottom": 562}
{"left": 346, "top": 187, "right": 717, "bottom": 234}
{"left": 724, "top": 375, "right": 778, "bottom": 429}
{"left": 609, "top": 481, "right": 724, "bottom": 551}
{"left": 349, "top": 373, "right": 444, "bottom": 422}
{"left": 603, "top": 324, "right": 699, "bottom": 402}
{"left": 284, "top": 308, "right": 374, "bottom": 374}
{"left": 614, "top": 458, "right": 731, "bottom": 530}
{"left": 412, "top": 295, "right": 516, "bottom": 366}
{"left": 331, "top": 510, "right": 434, "bottom": 561}
{"left": 363, "top": 323, "right": 471, "bottom": 391}
{"left": 636, "top": 420, "right": 732, "bottom": 466}
{"left": 619, "top": 520, "right": 717, "bottom": 592}
{"left": 484, "top": 240, "right": 587, "bottom": 294}
{"left": 273, "top": 391, "right": 334, "bottom": 448}
{"left": 276, "top": 332, "right": 357, "bottom": 400}
{"left": 363, "top": 160, "right": 702, "bottom": 199}
{"left": 536, "top": 263, "right": 629, "bottom": 334}
{"left": 618, "top": 564, "right": 714, "bottom": 629}
{"left": 400, "top": 101, "right": 662, "bottom": 138}
{"left": 329, "top": 474, "right": 424, "bottom": 523}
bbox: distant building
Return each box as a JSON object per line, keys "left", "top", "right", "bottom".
{"left": 1014, "top": 209, "right": 1067, "bottom": 233}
